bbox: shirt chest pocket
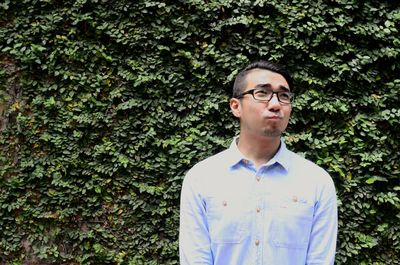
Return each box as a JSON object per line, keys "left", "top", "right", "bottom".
{"left": 206, "top": 197, "right": 251, "bottom": 244}
{"left": 267, "top": 199, "right": 314, "bottom": 249}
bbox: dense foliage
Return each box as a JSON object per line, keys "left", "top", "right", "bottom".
{"left": 0, "top": 0, "right": 399, "bottom": 264}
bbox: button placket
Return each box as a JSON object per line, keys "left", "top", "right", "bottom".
{"left": 254, "top": 203, "right": 263, "bottom": 264}
{"left": 253, "top": 195, "right": 264, "bottom": 265}
{"left": 254, "top": 169, "right": 266, "bottom": 264}
{"left": 254, "top": 201, "right": 263, "bottom": 243}
{"left": 255, "top": 167, "right": 264, "bottom": 182}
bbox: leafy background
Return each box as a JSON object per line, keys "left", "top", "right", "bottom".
{"left": 0, "top": 0, "right": 399, "bottom": 264}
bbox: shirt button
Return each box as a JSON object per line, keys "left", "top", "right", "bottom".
{"left": 222, "top": 201, "right": 227, "bottom": 207}
{"left": 256, "top": 176, "right": 261, "bottom": 182}
{"left": 256, "top": 208, "right": 261, "bottom": 213}
{"left": 255, "top": 239, "right": 260, "bottom": 246}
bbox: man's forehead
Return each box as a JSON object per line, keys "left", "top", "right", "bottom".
{"left": 245, "top": 68, "right": 289, "bottom": 88}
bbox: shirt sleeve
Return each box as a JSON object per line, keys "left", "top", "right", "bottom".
{"left": 179, "top": 170, "right": 213, "bottom": 265}
{"left": 306, "top": 175, "right": 338, "bottom": 265}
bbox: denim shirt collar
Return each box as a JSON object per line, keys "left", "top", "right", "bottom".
{"left": 227, "top": 136, "right": 291, "bottom": 172}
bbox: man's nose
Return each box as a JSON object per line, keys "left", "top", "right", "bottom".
{"left": 267, "top": 93, "right": 281, "bottom": 109}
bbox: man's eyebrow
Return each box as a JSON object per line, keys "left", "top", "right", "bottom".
{"left": 255, "top": 83, "right": 290, "bottom": 91}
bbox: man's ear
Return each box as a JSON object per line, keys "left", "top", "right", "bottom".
{"left": 230, "top": 98, "right": 241, "bottom": 118}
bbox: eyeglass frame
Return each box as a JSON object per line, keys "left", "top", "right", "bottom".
{"left": 235, "top": 86, "right": 295, "bottom": 104}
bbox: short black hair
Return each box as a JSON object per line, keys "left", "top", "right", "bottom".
{"left": 232, "top": 60, "right": 294, "bottom": 98}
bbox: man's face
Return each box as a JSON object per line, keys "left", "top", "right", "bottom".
{"left": 231, "top": 69, "right": 292, "bottom": 138}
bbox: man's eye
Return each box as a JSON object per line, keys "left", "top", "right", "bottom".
{"left": 255, "top": 90, "right": 269, "bottom": 96}
{"left": 279, "top": 92, "right": 291, "bottom": 100}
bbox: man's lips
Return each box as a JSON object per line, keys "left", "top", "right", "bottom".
{"left": 265, "top": 115, "right": 283, "bottom": 120}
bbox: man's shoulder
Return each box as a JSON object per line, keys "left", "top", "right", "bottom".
{"left": 191, "top": 148, "right": 230, "bottom": 171}
{"left": 184, "top": 148, "right": 231, "bottom": 180}
{"left": 181, "top": 148, "right": 233, "bottom": 196}
{"left": 288, "top": 150, "right": 333, "bottom": 182}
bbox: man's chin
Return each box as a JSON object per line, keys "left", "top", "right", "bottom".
{"left": 262, "top": 129, "right": 282, "bottom": 138}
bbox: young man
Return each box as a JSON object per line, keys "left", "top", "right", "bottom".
{"left": 179, "top": 61, "right": 338, "bottom": 265}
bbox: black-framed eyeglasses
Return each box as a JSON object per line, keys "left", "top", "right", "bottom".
{"left": 236, "top": 88, "right": 294, "bottom": 104}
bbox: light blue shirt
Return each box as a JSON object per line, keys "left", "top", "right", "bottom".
{"left": 179, "top": 138, "right": 338, "bottom": 265}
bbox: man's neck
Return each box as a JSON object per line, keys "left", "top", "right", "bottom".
{"left": 237, "top": 133, "right": 281, "bottom": 168}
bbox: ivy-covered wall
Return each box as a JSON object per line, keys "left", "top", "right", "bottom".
{"left": 0, "top": 0, "right": 399, "bottom": 264}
